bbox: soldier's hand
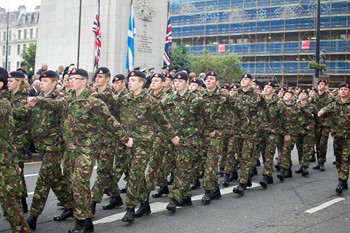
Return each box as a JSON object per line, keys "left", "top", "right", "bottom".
{"left": 171, "top": 136, "right": 180, "bottom": 145}
{"left": 124, "top": 138, "right": 133, "bottom": 148}
{"left": 318, "top": 110, "right": 325, "bottom": 117}
{"left": 91, "top": 92, "right": 98, "bottom": 97}
{"left": 26, "top": 97, "right": 37, "bottom": 108}
{"left": 284, "top": 135, "right": 291, "bottom": 142}
{"left": 209, "top": 131, "right": 216, "bottom": 138}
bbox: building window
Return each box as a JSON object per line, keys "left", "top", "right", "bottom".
{"left": 3, "top": 31, "right": 6, "bottom": 41}
{"left": 2, "top": 46, "right": 5, "bottom": 56}
{"left": 8, "top": 45, "right": 11, "bottom": 56}
{"left": 23, "top": 44, "right": 27, "bottom": 51}
{"left": 18, "top": 30, "right": 21, "bottom": 39}
{"left": 24, "top": 29, "right": 27, "bottom": 39}
{"left": 17, "top": 44, "right": 21, "bottom": 55}
{"left": 30, "top": 29, "right": 33, "bottom": 38}
{"left": 8, "top": 31, "right": 11, "bottom": 40}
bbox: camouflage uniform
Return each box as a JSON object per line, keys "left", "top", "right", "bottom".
{"left": 0, "top": 98, "right": 31, "bottom": 233}
{"left": 160, "top": 87, "right": 202, "bottom": 202}
{"left": 119, "top": 89, "right": 176, "bottom": 208}
{"left": 90, "top": 85, "right": 120, "bottom": 203}
{"left": 9, "top": 88, "right": 30, "bottom": 200}
{"left": 314, "top": 91, "right": 334, "bottom": 165}
{"left": 201, "top": 86, "right": 232, "bottom": 191}
{"left": 321, "top": 96, "right": 350, "bottom": 182}
{"left": 233, "top": 87, "right": 267, "bottom": 186}
{"left": 29, "top": 87, "right": 73, "bottom": 216}
{"left": 36, "top": 88, "right": 129, "bottom": 220}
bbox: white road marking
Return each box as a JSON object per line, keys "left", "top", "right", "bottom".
{"left": 94, "top": 182, "right": 261, "bottom": 225}
{"left": 305, "top": 197, "right": 345, "bottom": 214}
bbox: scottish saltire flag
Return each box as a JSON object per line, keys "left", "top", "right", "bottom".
{"left": 92, "top": 0, "right": 101, "bottom": 68}
{"left": 163, "top": 16, "right": 172, "bottom": 67}
{"left": 126, "top": 2, "right": 136, "bottom": 71}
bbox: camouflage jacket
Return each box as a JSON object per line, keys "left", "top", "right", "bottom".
{"left": 119, "top": 89, "right": 176, "bottom": 144}
{"left": 264, "top": 94, "right": 285, "bottom": 135}
{"left": 36, "top": 88, "right": 129, "bottom": 153}
{"left": 281, "top": 100, "right": 302, "bottom": 136}
{"left": 92, "top": 85, "right": 118, "bottom": 117}
{"left": 113, "top": 87, "right": 129, "bottom": 122}
{"left": 0, "top": 89, "right": 10, "bottom": 99}
{"left": 30, "top": 87, "right": 64, "bottom": 152}
{"left": 150, "top": 88, "right": 167, "bottom": 103}
{"left": 322, "top": 96, "right": 350, "bottom": 139}
{"left": 315, "top": 91, "right": 334, "bottom": 127}
{"left": 9, "top": 88, "right": 31, "bottom": 149}
{"left": 232, "top": 87, "right": 267, "bottom": 137}
{"left": 161, "top": 88, "right": 202, "bottom": 140}
{"left": 296, "top": 100, "right": 318, "bottom": 135}
{"left": 201, "top": 86, "right": 232, "bottom": 136}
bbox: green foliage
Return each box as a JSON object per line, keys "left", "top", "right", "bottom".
{"left": 169, "top": 44, "right": 193, "bottom": 72}
{"left": 308, "top": 61, "right": 327, "bottom": 72}
{"left": 21, "top": 43, "right": 36, "bottom": 69}
{"left": 191, "top": 51, "right": 245, "bottom": 83}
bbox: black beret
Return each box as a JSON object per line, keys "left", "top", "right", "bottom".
{"left": 113, "top": 74, "right": 126, "bottom": 82}
{"left": 96, "top": 67, "right": 110, "bottom": 75}
{"left": 283, "top": 90, "right": 294, "bottom": 96}
{"left": 252, "top": 79, "right": 260, "bottom": 85}
{"left": 69, "top": 68, "right": 89, "bottom": 78}
{"left": 165, "top": 73, "right": 173, "bottom": 80}
{"left": 9, "top": 71, "right": 25, "bottom": 78}
{"left": 174, "top": 71, "right": 188, "bottom": 81}
{"left": 148, "top": 67, "right": 155, "bottom": 72}
{"left": 162, "top": 65, "right": 168, "bottom": 70}
{"left": 240, "top": 73, "right": 253, "bottom": 80}
{"left": 40, "top": 70, "right": 58, "bottom": 80}
{"left": 169, "top": 68, "right": 176, "bottom": 72}
{"left": 339, "top": 82, "right": 350, "bottom": 89}
{"left": 265, "top": 81, "right": 275, "bottom": 88}
{"left": 299, "top": 89, "right": 309, "bottom": 95}
{"left": 0, "top": 67, "right": 9, "bottom": 79}
{"left": 205, "top": 71, "right": 218, "bottom": 80}
{"left": 221, "top": 83, "right": 231, "bottom": 90}
{"left": 151, "top": 73, "right": 165, "bottom": 81}
{"left": 190, "top": 78, "right": 202, "bottom": 85}
{"left": 317, "top": 79, "right": 327, "bottom": 85}
{"left": 231, "top": 84, "right": 240, "bottom": 89}
{"left": 128, "top": 70, "right": 146, "bottom": 79}
{"left": 134, "top": 67, "right": 141, "bottom": 71}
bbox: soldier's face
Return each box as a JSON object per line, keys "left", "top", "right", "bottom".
{"left": 174, "top": 79, "right": 188, "bottom": 92}
{"left": 205, "top": 76, "right": 217, "bottom": 89}
{"left": 189, "top": 82, "right": 200, "bottom": 92}
{"left": 150, "top": 77, "right": 164, "bottom": 91}
{"left": 318, "top": 82, "right": 326, "bottom": 91}
{"left": 283, "top": 92, "right": 293, "bottom": 102}
{"left": 164, "top": 78, "right": 173, "bottom": 89}
{"left": 113, "top": 80, "right": 125, "bottom": 93}
{"left": 40, "top": 78, "right": 56, "bottom": 94}
{"left": 69, "top": 75, "right": 87, "bottom": 91}
{"left": 62, "top": 75, "right": 70, "bottom": 87}
{"left": 128, "top": 76, "right": 144, "bottom": 93}
{"left": 7, "top": 78, "right": 21, "bottom": 91}
{"left": 95, "top": 74, "right": 109, "bottom": 87}
{"left": 299, "top": 93, "right": 309, "bottom": 101}
{"left": 339, "top": 87, "right": 350, "bottom": 98}
{"left": 240, "top": 78, "right": 251, "bottom": 88}
{"left": 264, "top": 85, "right": 274, "bottom": 95}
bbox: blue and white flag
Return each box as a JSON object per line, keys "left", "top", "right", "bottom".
{"left": 126, "top": 1, "right": 136, "bottom": 71}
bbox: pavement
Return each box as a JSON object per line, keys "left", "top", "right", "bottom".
{"left": 1, "top": 138, "right": 350, "bottom": 233}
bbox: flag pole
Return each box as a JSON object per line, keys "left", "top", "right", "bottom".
{"left": 77, "top": 0, "right": 82, "bottom": 68}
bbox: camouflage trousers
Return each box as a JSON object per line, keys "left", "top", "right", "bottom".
{"left": 191, "top": 136, "right": 205, "bottom": 181}
{"left": 62, "top": 150, "right": 73, "bottom": 189}
{"left": 168, "top": 141, "right": 194, "bottom": 202}
{"left": 112, "top": 143, "right": 131, "bottom": 196}
{"left": 202, "top": 134, "right": 223, "bottom": 190}
{"left": 315, "top": 125, "right": 330, "bottom": 165}
{"left": 219, "top": 134, "right": 230, "bottom": 170}
{"left": 223, "top": 135, "right": 239, "bottom": 175}
{"left": 279, "top": 136, "right": 296, "bottom": 170}
{"left": 68, "top": 148, "right": 95, "bottom": 220}
{"left": 0, "top": 166, "right": 30, "bottom": 233}
{"left": 148, "top": 137, "right": 172, "bottom": 189}
{"left": 296, "top": 131, "right": 315, "bottom": 168}
{"left": 92, "top": 144, "right": 119, "bottom": 203}
{"left": 18, "top": 145, "right": 28, "bottom": 199}
{"left": 333, "top": 137, "right": 350, "bottom": 181}
{"left": 261, "top": 133, "right": 283, "bottom": 176}
{"left": 126, "top": 142, "right": 151, "bottom": 208}
{"left": 236, "top": 136, "right": 258, "bottom": 185}
{"left": 30, "top": 151, "right": 73, "bottom": 216}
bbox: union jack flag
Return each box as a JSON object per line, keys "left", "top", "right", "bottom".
{"left": 163, "top": 16, "right": 172, "bottom": 67}
{"left": 92, "top": 0, "right": 101, "bottom": 68}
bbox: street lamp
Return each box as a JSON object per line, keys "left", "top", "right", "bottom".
{"left": 5, "top": 10, "right": 9, "bottom": 70}
{"left": 314, "top": 0, "right": 321, "bottom": 88}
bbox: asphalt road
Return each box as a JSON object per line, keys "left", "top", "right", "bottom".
{"left": 1, "top": 138, "right": 350, "bottom": 233}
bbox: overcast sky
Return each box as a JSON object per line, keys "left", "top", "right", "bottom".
{"left": 0, "top": 0, "right": 41, "bottom": 11}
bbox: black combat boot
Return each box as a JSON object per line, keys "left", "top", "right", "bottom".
{"left": 336, "top": 180, "right": 346, "bottom": 194}
{"left": 221, "top": 173, "right": 230, "bottom": 187}
{"left": 201, "top": 190, "right": 212, "bottom": 205}
{"left": 166, "top": 199, "right": 177, "bottom": 212}
{"left": 180, "top": 197, "right": 192, "bottom": 206}
{"left": 26, "top": 215, "right": 38, "bottom": 230}
{"left": 190, "top": 179, "right": 201, "bottom": 190}
{"left": 68, "top": 219, "right": 86, "bottom": 233}
{"left": 22, "top": 197, "right": 28, "bottom": 213}
{"left": 232, "top": 183, "right": 245, "bottom": 196}
{"left": 211, "top": 187, "right": 222, "bottom": 199}
{"left": 301, "top": 167, "right": 309, "bottom": 177}
{"left": 284, "top": 168, "right": 293, "bottom": 178}
{"left": 295, "top": 167, "right": 303, "bottom": 174}
{"left": 259, "top": 175, "right": 269, "bottom": 189}
{"left": 218, "top": 167, "right": 224, "bottom": 177}
{"left": 319, "top": 164, "right": 325, "bottom": 172}
{"left": 103, "top": 196, "right": 123, "bottom": 210}
{"left": 54, "top": 208, "right": 74, "bottom": 221}
{"left": 92, "top": 201, "right": 97, "bottom": 215}
{"left": 229, "top": 171, "right": 238, "bottom": 181}
{"left": 167, "top": 173, "right": 174, "bottom": 185}
{"left": 134, "top": 201, "right": 151, "bottom": 218}
{"left": 275, "top": 164, "right": 281, "bottom": 172}
{"left": 277, "top": 168, "right": 285, "bottom": 182}
{"left": 152, "top": 185, "right": 169, "bottom": 198}
{"left": 121, "top": 208, "right": 135, "bottom": 223}
{"left": 310, "top": 155, "right": 316, "bottom": 162}
{"left": 85, "top": 218, "right": 94, "bottom": 232}
{"left": 121, "top": 183, "right": 128, "bottom": 193}
{"left": 343, "top": 181, "right": 348, "bottom": 190}
{"left": 246, "top": 178, "right": 252, "bottom": 188}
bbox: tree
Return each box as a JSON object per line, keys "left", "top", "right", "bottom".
{"left": 21, "top": 43, "right": 36, "bottom": 69}
{"left": 169, "top": 44, "right": 193, "bottom": 72}
{"left": 192, "top": 51, "right": 245, "bottom": 83}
